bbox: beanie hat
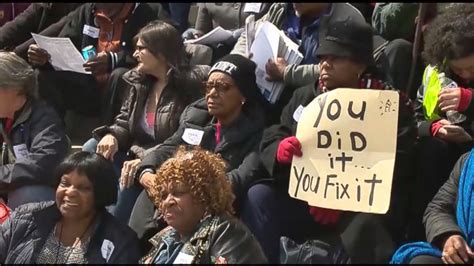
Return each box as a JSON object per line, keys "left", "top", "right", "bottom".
{"left": 209, "top": 54, "right": 264, "bottom": 104}
{"left": 316, "top": 17, "right": 374, "bottom": 66}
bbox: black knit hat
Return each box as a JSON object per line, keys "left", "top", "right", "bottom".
{"left": 316, "top": 17, "right": 374, "bottom": 66}
{"left": 209, "top": 54, "right": 263, "bottom": 103}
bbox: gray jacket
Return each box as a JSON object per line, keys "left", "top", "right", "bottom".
{"left": 0, "top": 201, "right": 141, "bottom": 264}
{"left": 231, "top": 3, "right": 365, "bottom": 88}
{"left": 0, "top": 100, "right": 69, "bottom": 192}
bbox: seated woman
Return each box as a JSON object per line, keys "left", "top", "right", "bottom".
{"left": 140, "top": 146, "right": 267, "bottom": 264}
{"left": 410, "top": 3, "right": 474, "bottom": 241}
{"left": 0, "top": 151, "right": 140, "bottom": 264}
{"left": 82, "top": 20, "right": 205, "bottom": 222}
{"left": 391, "top": 148, "right": 474, "bottom": 264}
{"left": 0, "top": 51, "right": 69, "bottom": 209}
{"left": 242, "top": 18, "right": 417, "bottom": 263}
{"left": 129, "top": 54, "right": 268, "bottom": 247}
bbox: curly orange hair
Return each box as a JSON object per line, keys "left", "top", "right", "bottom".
{"left": 148, "top": 146, "right": 235, "bottom": 216}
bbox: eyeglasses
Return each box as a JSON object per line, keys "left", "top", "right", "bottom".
{"left": 204, "top": 80, "right": 234, "bottom": 95}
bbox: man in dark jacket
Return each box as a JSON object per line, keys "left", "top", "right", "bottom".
{"left": 240, "top": 18, "right": 417, "bottom": 263}
{"left": 0, "top": 52, "right": 69, "bottom": 210}
{"left": 27, "top": 3, "right": 168, "bottom": 125}
{"left": 0, "top": 3, "right": 83, "bottom": 59}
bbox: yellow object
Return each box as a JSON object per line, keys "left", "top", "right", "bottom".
{"left": 422, "top": 65, "right": 442, "bottom": 121}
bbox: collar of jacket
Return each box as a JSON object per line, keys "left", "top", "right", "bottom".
{"left": 31, "top": 201, "right": 111, "bottom": 261}
{"left": 148, "top": 215, "right": 220, "bottom": 262}
{"left": 1, "top": 99, "right": 33, "bottom": 133}
{"left": 122, "top": 67, "right": 176, "bottom": 88}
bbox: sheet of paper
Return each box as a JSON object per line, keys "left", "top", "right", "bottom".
{"left": 32, "top": 33, "right": 90, "bottom": 74}
{"left": 184, "top": 26, "right": 233, "bottom": 45}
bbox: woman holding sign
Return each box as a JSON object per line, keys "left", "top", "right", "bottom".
{"left": 241, "top": 18, "right": 417, "bottom": 263}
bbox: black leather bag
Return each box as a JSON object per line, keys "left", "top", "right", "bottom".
{"left": 279, "top": 236, "right": 351, "bottom": 264}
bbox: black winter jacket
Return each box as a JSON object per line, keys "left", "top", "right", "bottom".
{"left": 0, "top": 201, "right": 141, "bottom": 264}
{"left": 92, "top": 67, "right": 206, "bottom": 159}
{"left": 57, "top": 3, "right": 168, "bottom": 71}
{"left": 423, "top": 152, "right": 470, "bottom": 248}
{"left": 0, "top": 100, "right": 69, "bottom": 192}
{"left": 140, "top": 215, "right": 267, "bottom": 264}
{"left": 139, "top": 98, "right": 266, "bottom": 200}
{"left": 259, "top": 80, "right": 417, "bottom": 245}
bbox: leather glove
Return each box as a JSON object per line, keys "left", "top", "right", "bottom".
{"left": 276, "top": 136, "right": 302, "bottom": 164}
{"left": 308, "top": 205, "right": 341, "bottom": 225}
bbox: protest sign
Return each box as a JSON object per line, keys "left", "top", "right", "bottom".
{"left": 290, "top": 88, "right": 399, "bottom": 214}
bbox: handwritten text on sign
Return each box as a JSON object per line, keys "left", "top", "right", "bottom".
{"left": 289, "top": 89, "right": 399, "bottom": 214}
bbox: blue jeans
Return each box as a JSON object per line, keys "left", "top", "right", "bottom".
{"left": 8, "top": 185, "right": 55, "bottom": 210}
{"left": 82, "top": 138, "right": 143, "bottom": 223}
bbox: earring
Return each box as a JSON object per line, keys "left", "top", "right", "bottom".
{"left": 241, "top": 101, "right": 245, "bottom": 105}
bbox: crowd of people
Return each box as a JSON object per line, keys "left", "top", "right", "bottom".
{"left": 0, "top": 2, "right": 473, "bottom": 264}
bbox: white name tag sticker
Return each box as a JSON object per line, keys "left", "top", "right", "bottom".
{"left": 173, "top": 252, "right": 194, "bottom": 264}
{"left": 13, "top": 144, "right": 28, "bottom": 160}
{"left": 101, "top": 239, "right": 115, "bottom": 262}
{"left": 293, "top": 105, "right": 305, "bottom": 122}
{"left": 244, "top": 3, "right": 262, "bottom": 13}
{"left": 83, "top": 24, "right": 100, "bottom": 38}
{"left": 182, "top": 128, "right": 204, "bottom": 145}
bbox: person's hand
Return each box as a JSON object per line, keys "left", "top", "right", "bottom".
{"left": 182, "top": 28, "right": 203, "bottom": 41}
{"left": 140, "top": 172, "right": 156, "bottom": 190}
{"left": 96, "top": 134, "right": 118, "bottom": 161}
{"left": 27, "top": 44, "right": 50, "bottom": 66}
{"left": 277, "top": 136, "right": 302, "bottom": 164}
{"left": 120, "top": 159, "right": 141, "bottom": 189}
{"left": 83, "top": 51, "right": 109, "bottom": 75}
{"left": 438, "top": 87, "right": 462, "bottom": 112}
{"left": 265, "top": 57, "right": 287, "bottom": 82}
{"left": 436, "top": 120, "right": 473, "bottom": 143}
{"left": 308, "top": 205, "right": 341, "bottom": 225}
{"left": 441, "top": 234, "right": 474, "bottom": 264}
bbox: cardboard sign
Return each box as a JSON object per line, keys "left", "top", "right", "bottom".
{"left": 289, "top": 88, "right": 399, "bottom": 214}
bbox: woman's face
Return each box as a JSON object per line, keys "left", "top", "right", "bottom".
{"left": 205, "top": 72, "right": 245, "bottom": 123}
{"left": 318, "top": 55, "right": 366, "bottom": 91}
{"left": 56, "top": 170, "right": 96, "bottom": 220}
{"left": 449, "top": 54, "right": 474, "bottom": 83}
{"left": 133, "top": 38, "right": 163, "bottom": 75}
{"left": 0, "top": 88, "right": 26, "bottom": 119}
{"left": 159, "top": 181, "right": 205, "bottom": 236}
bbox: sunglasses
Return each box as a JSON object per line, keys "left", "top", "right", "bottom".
{"left": 204, "top": 80, "right": 235, "bottom": 95}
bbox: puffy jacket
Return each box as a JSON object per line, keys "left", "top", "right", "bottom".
{"left": 140, "top": 214, "right": 267, "bottom": 264}
{"left": 423, "top": 152, "right": 468, "bottom": 248}
{"left": 0, "top": 100, "right": 69, "bottom": 192}
{"left": 92, "top": 67, "right": 206, "bottom": 159}
{"left": 0, "top": 200, "right": 141, "bottom": 263}
{"left": 138, "top": 97, "right": 266, "bottom": 200}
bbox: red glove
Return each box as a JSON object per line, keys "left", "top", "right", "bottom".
{"left": 308, "top": 205, "right": 341, "bottom": 225}
{"left": 276, "top": 136, "right": 302, "bottom": 164}
{"left": 0, "top": 202, "right": 10, "bottom": 224}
